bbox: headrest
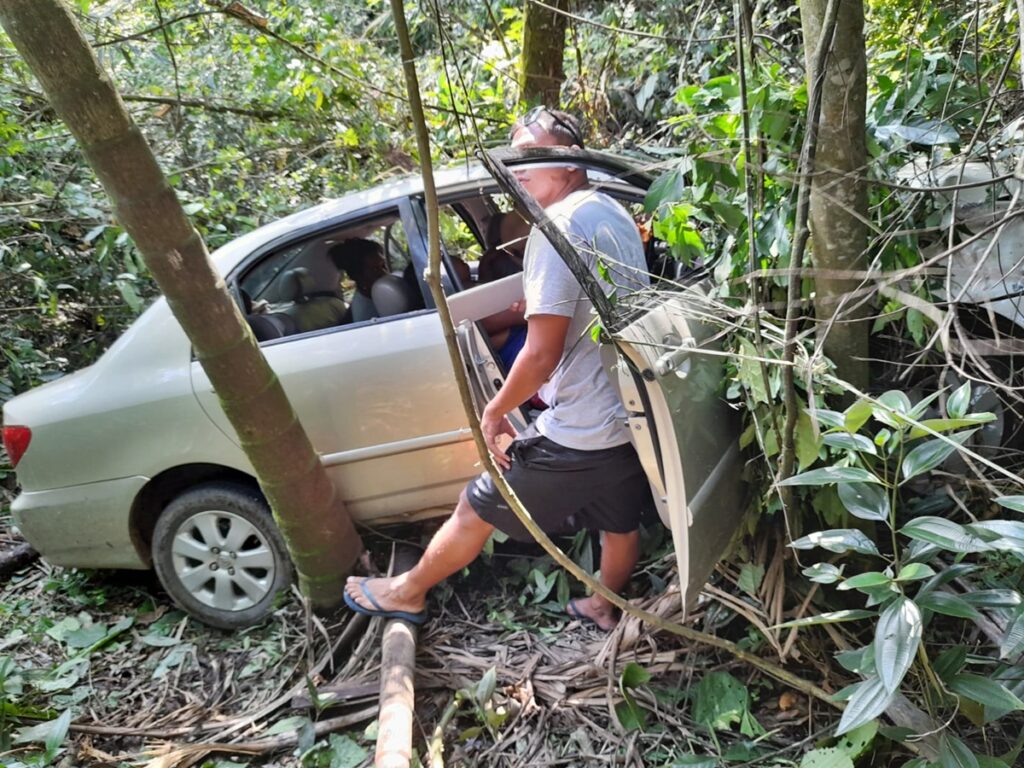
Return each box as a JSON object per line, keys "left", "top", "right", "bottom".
{"left": 282, "top": 267, "right": 315, "bottom": 303}
{"left": 371, "top": 274, "right": 417, "bottom": 317}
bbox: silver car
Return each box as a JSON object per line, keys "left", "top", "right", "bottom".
{"left": 2, "top": 150, "right": 743, "bottom": 628}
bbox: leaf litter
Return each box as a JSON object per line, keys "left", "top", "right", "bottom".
{"left": 0, "top": 526, "right": 1003, "bottom": 767}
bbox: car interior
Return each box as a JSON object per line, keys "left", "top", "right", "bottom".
{"left": 232, "top": 172, "right": 698, "bottom": 380}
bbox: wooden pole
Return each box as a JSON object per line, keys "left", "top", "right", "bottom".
{"left": 374, "top": 545, "right": 420, "bottom": 768}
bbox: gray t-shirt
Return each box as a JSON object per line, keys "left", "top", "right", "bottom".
{"left": 523, "top": 189, "right": 649, "bottom": 450}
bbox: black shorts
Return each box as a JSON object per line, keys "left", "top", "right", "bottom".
{"left": 465, "top": 428, "right": 652, "bottom": 542}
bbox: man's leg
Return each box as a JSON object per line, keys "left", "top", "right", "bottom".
{"left": 344, "top": 490, "right": 494, "bottom": 614}
{"left": 568, "top": 529, "right": 639, "bottom": 631}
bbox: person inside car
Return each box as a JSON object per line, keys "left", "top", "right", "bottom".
{"left": 329, "top": 238, "right": 389, "bottom": 322}
{"left": 343, "top": 108, "right": 652, "bottom": 632}
{"left": 479, "top": 212, "right": 531, "bottom": 368}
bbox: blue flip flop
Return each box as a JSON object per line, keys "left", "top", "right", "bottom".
{"left": 567, "top": 598, "right": 614, "bottom": 631}
{"left": 343, "top": 578, "right": 428, "bottom": 625}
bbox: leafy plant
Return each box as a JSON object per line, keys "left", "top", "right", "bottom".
{"left": 776, "top": 382, "right": 1023, "bottom": 758}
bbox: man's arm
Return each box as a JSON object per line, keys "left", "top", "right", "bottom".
{"left": 481, "top": 313, "right": 570, "bottom": 468}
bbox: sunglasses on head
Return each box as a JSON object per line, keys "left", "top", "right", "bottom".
{"left": 514, "top": 106, "right": 584, "bottom": 147}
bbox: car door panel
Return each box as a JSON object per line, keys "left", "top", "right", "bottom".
{"left": 608, "top": 287, "right": 744, "bottom": 613}
{"left": 190, "top": 311, "right": 479, "bottom": 521}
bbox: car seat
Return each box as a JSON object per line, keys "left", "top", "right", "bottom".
{"left": 241, "top": 289, "right": 296, "bottom": 341}
{"left": 282, "top": 267, "right": 347, "bottom": 333}
{"left": 371, "top": 273, "right": 421, "bottom": 317}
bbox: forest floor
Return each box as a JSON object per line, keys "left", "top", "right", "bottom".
{"left": 0, "top": 506, "right": 850, "bottom": 768}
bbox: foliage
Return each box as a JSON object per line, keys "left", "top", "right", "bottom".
{"left": 775, "top": 382, "right": 1023, "bottom": 758}
{"left": 1, "top": 0, "right": 1023, "bottom": 764}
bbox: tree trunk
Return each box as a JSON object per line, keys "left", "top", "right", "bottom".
{"left": 520, "top": 0, "right": 567, "bottom": 106}
{"left": 801, "top": 0, "right": 870, "bottom": 391}
{"left": 0, "top": 0, "right": 361, "bottom": 606}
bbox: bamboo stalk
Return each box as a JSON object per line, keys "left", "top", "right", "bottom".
{"left": 374, "top": 545, "right": 421, "bottom": 768}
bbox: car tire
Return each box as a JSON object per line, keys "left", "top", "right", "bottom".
{"left": 152, "top": 482, "right": 292, "bottom": 630}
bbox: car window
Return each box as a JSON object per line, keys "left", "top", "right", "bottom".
{"left": 236, "top": 211, "right": 426, "bottom": 343}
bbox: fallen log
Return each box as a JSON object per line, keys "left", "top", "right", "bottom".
{"left": 375, "top": 545, "right": 420, "bottom": 768}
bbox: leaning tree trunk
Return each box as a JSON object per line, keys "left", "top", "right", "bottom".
{"left": 520, "top": 0, "right": 568, "bottom": 106}
{"left": 801, "top": 0, "right": 870, "bottom": 391}
{"left": 0, "top": 0, "right": 362, "bottom": 605}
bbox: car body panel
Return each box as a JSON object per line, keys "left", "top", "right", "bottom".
{"left": 609, "top": 288, "right": 744, "bottom": 611}
{"left": 12, "top": 476, "right": 149, "bottom": 568}
{"left": 190, "top": 309, "right": 480, "bottom": 521}
{"left": 5, "top": 298, "right": 210, "bottom": 492}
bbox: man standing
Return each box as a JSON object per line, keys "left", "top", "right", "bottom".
{"left": 344, "top": 108, "right": 650, "bottom": 630}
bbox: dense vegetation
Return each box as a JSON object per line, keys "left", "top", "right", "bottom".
{"left": 1, "top": 1, "right": 1023, "bottom": 766}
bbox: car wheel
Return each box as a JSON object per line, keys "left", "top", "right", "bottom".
{"left": 152, "top": 482, "right": 292, "bottom": 630}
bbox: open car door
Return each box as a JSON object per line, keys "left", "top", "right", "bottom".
{"left": 606, "top": 288, "right": 744, "bottom": 613}
{"left": 480, "top": 147, "right": 744, "bottom": 616}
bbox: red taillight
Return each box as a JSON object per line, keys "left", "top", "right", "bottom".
{"left": 2, "top": 426, "right": 31, "bottom": 468}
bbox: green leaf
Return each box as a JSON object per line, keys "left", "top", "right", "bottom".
{"left": 140, "top": 633, "right": 181, "bottom": 647}
{"left": 995, "top": 496, "right": 1024, "bottom": 514}
{"left": 1000, "top": 607, "right": 1024, "bottom": 659}
{"left": 844, "top": 399, "right": 874, "bottom": 432}
{"left": 814, "top": 409, "right": 846, "bottom": 429}
{"left": 835, "top": 677, "right": 895, "bottom": 736}
{"left": 837, "top": 572, "right": 892, "bottom": 592}
{"left": 907, "top": 415, "right": 995, "bottom": 440}
{"left": 774, "top": 609, "right": 876, "bottom": 629}
{"left": 44, "top": 617, "right": 81, "bottom": 643}
{"left": 836, "top": 644, "right": 875, "bottom": 675}
{"left": 938, "top": 732, "right": 980, "bottom": 768}
{"left": 915, "top": 592, "right": 982, "bottom": 620}
{"left": 692, "top": 671, "right": 762, "bottom": 735}
{"left": 947, "top": 381, "right": 971, "bottom": 419}
{"left": 838, "top": 482, "right": 891, "bottom": 522}
{"left": 824, "top": 433, "right": 877, "bottom": 455}
{"left": 895, "top": 563, "right": 935, "bottom": 582}
{"left": 900, "top": 517, "right": 991, "bottom": 553}
{"left": 875, "top": 597, "right": 922, "bottom": 693}
{"left": 789, "top": 529, "right": 881, "bottom": 556}
{"left": 324, "top": 733, "right": 368, "bottom": 768}
{"left": 13, "top": 709, "right": 71, "bottom": 749}
{"left": 796, "top": 409, "right": 821, "bottom": 469}
{"left": 476, "top": 666, "right": 497, "bottom": 704}
{"left": 614, "top": 698, "right": 646, "bottom": 732}
{"left": 644, "top": 168, "right": 685, "bottom": 213}
{"left": 948, "top": 674, "right": 1024, "bottom": 717}
{"left": 959, "top": 590, "right": 1022, "bottom": 609}
{"left": 909, "top": 389, "right": 944, "bottom": 419}
{"left": 803, "top": 563, "right": 844, "bottom": 584}
{"left": 670, "top": 757, "right": 718, "bottom": 768}
{"left": 966, "top": 521, "right": 1024, "bottom": 558}
{"left": 799, "top": 748, "right": 854, "bottom": 768}
{"left": 738, "top": 562, "right": 765, "bottom": 596}
{"left": 834, "top": 720, "right": 878, "bottom": 760}
{"left": 901, "top": 431, "right": 975, "bottom": 480}
{"left": 779, "top": 467, "right": 882, "bottom": 487}
{"left": 616, "top": 662, "right": 650, "bottom": 732}
{"left": 933, "top": 646, "right": 968, "bottom": 682}
{"left": 263, "top": 715, "right": 310, "bottom": 736}
{"left": 64, "top": 623, "right": 107, "bottom": 649}
{"left": 872, "top": 390, "right": 913, "bottom": 428}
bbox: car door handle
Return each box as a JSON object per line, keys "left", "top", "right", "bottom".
{"left": 655, "top": 334, "right": 696, "bottom": 378}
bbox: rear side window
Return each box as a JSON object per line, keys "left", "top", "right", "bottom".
{"left": 236, "top": 212, "right": 426, "bottom": 342}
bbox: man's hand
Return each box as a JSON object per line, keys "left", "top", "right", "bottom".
{"left": 481, "top": 405, "right": 517, "bottom": 471}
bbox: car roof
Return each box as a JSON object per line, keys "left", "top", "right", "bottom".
{"left": 208, "top": 162, "right": 485, "bottom": 274}
{"left": 208, "top": 149, "right": 651, "bottom": 275}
